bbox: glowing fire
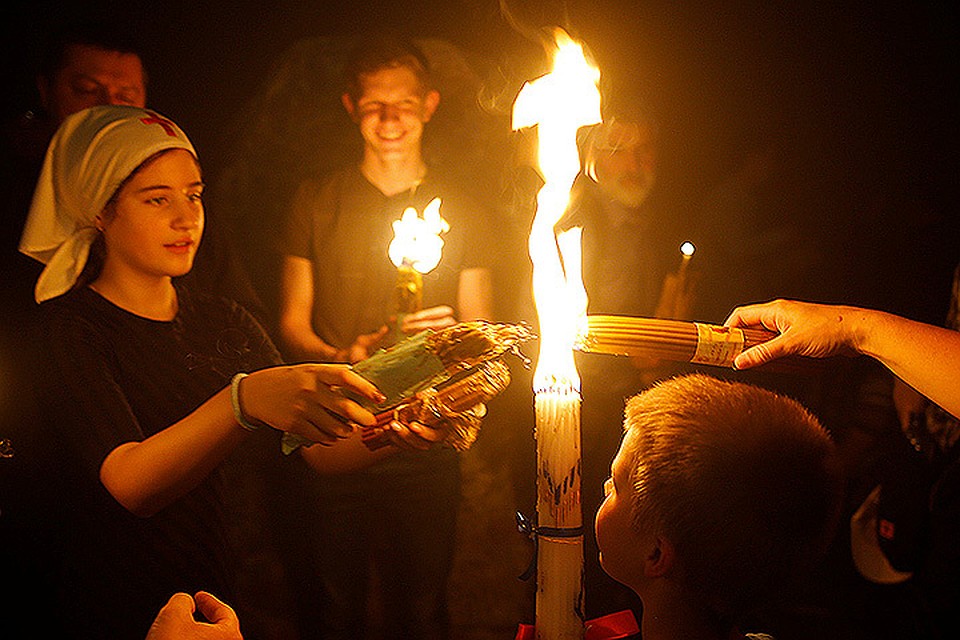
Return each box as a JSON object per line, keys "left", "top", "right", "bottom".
{"left": 513, "top": 28, "right": 601, "bottom": 391}
{"left": 388, "top": 197, "right": 449, "bottom": 273}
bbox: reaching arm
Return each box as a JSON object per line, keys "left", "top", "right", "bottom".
{"left": 100, "top": 364, "right": 382, "bottom": 517}
{"left": 725, "top": 299, "right": 960, "bottom": 420}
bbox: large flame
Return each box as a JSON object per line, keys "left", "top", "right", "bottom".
{"left": 513, "top": 28, "right": 601, "bottom": 391}
{"left": 388, "top": 197, "right": 449, "bottom": 274}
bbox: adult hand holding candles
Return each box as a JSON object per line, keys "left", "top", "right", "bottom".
{"left": 723, "top": 299, "right": 864, "bottom": 367}
{"left": 724, "top": 299, "right": 960, "bottom": 422}
{"left": 577, "top": 314, "right": 776, "bottom": 368}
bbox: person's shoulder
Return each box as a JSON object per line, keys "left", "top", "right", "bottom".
{"left": 422, "top": 169, "right": 474, "bottom": 199}
{"left": 559, "top": 174, "right": 604, "bottom": 230}
{"left": 40, "top": 287, "right": 105, "bottom": 321}
{"left": 38, "top": 288, "right": 120, "bottom": 357}
{"left": 177, "top": 283, "right": 282, "bottom": 367}
{"left": 1, "top": 110, "right": 55, "bottom": 167}
{"left": 317, "top": 164, "right": 364, "bottom": 191}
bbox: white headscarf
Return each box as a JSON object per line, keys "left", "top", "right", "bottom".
{"left": 19, "top": 105, "right": 197, "bottom": 302}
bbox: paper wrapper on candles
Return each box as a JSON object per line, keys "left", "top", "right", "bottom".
{"left": 349, "top": 320, "right": 533, "bottom": 408}
{"left": 574, "top": 314, "right": 776, "bottom": 367}
{"left": 280, "top": 321, "right": 535, "bottom": 454}
{"left": 360, "top": 359, "right": 511, "bottom": 451}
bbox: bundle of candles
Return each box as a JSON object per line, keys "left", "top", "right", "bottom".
{"left": 347, "top": 320, "right": 534, "bottom": 407}
{"left": 575, "top": 314, "right": 777, "bottom": 368}
{"left": 281, "top": 320, "right": 534, "bottom": 454}
{"left": 360, "top": 359, "right": 511, "bottom": 451}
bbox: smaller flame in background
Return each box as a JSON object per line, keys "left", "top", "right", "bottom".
{"left": 388, "top": 197, "right": 449, "bottom": 273}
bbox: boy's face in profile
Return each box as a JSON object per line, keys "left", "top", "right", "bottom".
{"left": 343, "top": 65, "right": 439, "bottom": 162}
{"left": 595, "top": 428, "right": 647, "bottom": 592}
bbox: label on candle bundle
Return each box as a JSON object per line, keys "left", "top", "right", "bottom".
{"left": 691, "top": 323, "right": 745, "bottom": 367}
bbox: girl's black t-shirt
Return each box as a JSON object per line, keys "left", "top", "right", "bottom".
{"left": 38, "top": 284, "right": 281, "bottom": 639}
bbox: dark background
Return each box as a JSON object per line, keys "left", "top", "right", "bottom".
{"left": 2, "top": 4, "right": 957, "bottom": 636}
{"left": 2, "top": 0, "right": 958, "bottom": 320}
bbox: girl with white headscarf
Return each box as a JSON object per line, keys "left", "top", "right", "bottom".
{"left": 18, "top": 105, "right": 446, "bottom": 637}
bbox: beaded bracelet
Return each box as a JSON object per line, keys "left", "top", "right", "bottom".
{"left": 230, "top": 372, "right": 260, "bottom": 432}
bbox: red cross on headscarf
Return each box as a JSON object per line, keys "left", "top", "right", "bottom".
{"left": 139, "top": 111, "right": 179, "bottom": 137}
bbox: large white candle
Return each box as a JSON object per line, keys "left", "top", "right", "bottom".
{"left": 513, "top": 28, "right": 601, "bottom": 640}
{"left": 534, "top": 385, "right": 583, "bottom": 639}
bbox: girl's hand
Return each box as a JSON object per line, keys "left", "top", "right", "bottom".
{"left": 241, "top": 364, "right": 385, "bottom": 445}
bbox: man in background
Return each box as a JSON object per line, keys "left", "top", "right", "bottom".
{"left": 276, "top": 35, "right": 493, "bottom": 640}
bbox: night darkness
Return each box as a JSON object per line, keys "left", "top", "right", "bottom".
{"left": 4, "top": 1, "right": 957, "bottom": 325}
{"left": 0, "top": 1, "right": 957, "bottom": 325}
{"left": 3, "top": 0, "right": 958, "bottom": 284}
{"left": 2, "top": 2, "right": 959, "bottom": 638}
{"left": 0, "top": 0, "right": 956, "bottom": 305}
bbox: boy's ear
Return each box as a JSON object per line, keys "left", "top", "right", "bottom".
{"left": 644, "top": 535, "right": 676, "bottom": 578}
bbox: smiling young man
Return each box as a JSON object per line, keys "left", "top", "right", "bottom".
{"left": 276, "top": 36, "right": 494, "bottom": 640}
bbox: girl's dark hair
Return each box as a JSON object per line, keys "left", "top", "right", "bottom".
{"left": 73, "top": 232, "right": 107, "bottom": 292}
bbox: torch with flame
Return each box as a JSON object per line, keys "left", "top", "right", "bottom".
{"left": 387, "top": 197, "right": 449, "bottom": 335}
{"left": 513, "top": 28, "right": 601, "bottom": 639}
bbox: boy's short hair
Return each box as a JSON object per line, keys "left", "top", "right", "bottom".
{"left": 342, "top": 35, "right": 433, "bottom": 103}
{"left": 621, "top": 373, "right": 843, "bottom": 622}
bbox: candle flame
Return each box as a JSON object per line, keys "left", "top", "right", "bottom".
{"left": 388, "top": 197, "right": 449, "bottom": 274}
{"left": 680, "top": 241, "right": 696, "bottom": 257}
{"left": 513, "top": 28, "right": 601, "bottom": 392}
